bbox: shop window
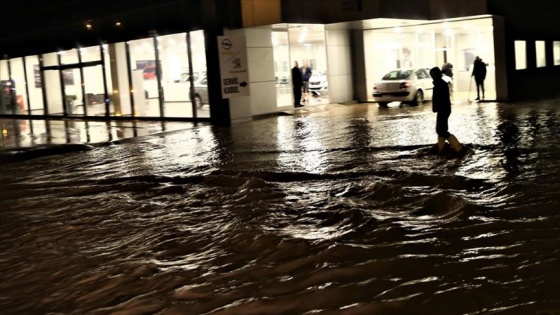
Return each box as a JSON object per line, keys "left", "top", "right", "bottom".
{"left": 536, "top": 41, "right": 546, "bottom": 68}
{"left": 0, "top": 59, "right": 8, "bottom": 81}
{"left": 158, "top": 33, "right": 191, "bottom": 118}
{"left": 187, "top": 30, "right": 209, "bottom": 118}
{"left": 128, "top": 37, "right": 159, "bottom": 117}
{"left": 554, "top": 41, "right": 560, "bottom": 66}
{"left": 25, "top": 55, "right": 44, "bottom": 115}
{"left": 365, "top": 17, "right": 497, "bottom": 101}
{"left": 80, "top": 45, "right": 110, "bottom": 116}
{"left": 9, "top": 58, "right": 28, "bottom": 115}
{"left": 515, "top": 40, "right": 526, "bottom": 70}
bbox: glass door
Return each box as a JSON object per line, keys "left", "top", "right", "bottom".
{"left": 63, "top": 66, "right": 85, "bottom": 116}
{"left": 272, "top": 31, "right": 291, "bottom": 107}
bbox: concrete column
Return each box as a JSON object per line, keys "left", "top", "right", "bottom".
{"left": 492, "top": 16, "right": 508, "bottom": 101}
{"left": 326, "top": 29, "right": 354, "bottom": 103}
{"left": 228, "top": 28, "right": 276, "bottom": 120}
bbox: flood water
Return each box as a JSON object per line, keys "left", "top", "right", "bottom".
{"left": 1, "top": 100, "right": 559, "bottom": 314}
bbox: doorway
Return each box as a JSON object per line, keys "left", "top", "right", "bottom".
{"left": 272, "top": 24, "right": 329, "bottom": 108}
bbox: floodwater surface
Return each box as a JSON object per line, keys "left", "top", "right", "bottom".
{"left": 1, "top": 100, "right": 559, "bottom": 314}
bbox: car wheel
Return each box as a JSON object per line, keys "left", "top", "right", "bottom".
{"left": 412, "top": 90, "right": 424, "bottom": 106}
{"left": 378, "top": 102, "right": 389, "bottom": 107}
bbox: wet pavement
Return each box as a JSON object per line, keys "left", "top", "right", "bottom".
{"left": 1, "top": 98, "right": 560, "bottom": 314}
{"left": 0, "top": 119, "right": 203, "bottom": 162}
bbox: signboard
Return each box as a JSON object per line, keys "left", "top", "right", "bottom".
{"left": 217, "top": 35, "right": 250, "bottom": 99}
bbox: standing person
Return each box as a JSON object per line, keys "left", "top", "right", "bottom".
{"left": 429, "top": 67, "right": 463, "bottom": 154}
{"left": 471, "top": 56, "right": 487, "bottom": 100}
{"left": 301, "top": 62, "right": 312, "bottom": 102}
{"left": 442, "top": 62, "right": 454, "bottom": 92}
{"left": 1, "top": 83, "right": 17, "bottom": 114}
{"left": 291, "top": 61, "right": 303, "bottom": 108}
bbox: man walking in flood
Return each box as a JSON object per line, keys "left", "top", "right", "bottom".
{"left": 429, "top": 67, "right": 463, "bottom": 154}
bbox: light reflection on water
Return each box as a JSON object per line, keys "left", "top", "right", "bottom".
{"left": 1, "top": 100, "right": 560, "bottom": 314}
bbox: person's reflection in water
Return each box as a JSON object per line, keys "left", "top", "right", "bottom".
{"left": 348, "top": 118, "right": 372, "bottom": 161}
{"left": 497, "top": 120, "right": 521, "bottom": 175}
{"left": 85, "top": 121, "right": 91, "bottom": 143}
{"left": 106, "top": 122, "right": 113, "bottom": 142}
{"left": 43, "top": 120, "right": 53, "bottom": 145}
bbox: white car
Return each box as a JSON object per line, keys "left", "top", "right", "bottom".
{"left": 372, "top": 68, "right": 434, "bottom": 107}
{"left": 189, "top": 76, "right": 209, "bottom": 108}
{"left": 309, "top": 72, "right": 328, "bottom": 96}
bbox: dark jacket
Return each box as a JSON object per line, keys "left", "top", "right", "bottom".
{"left": 432, "top": 78, "right": 451, "bottom": 113}
{"left": 301, "top": 67, "right": 312, "bottom": 82}
{"left": 442, "top": 63, "right": 453, "bottom": 78}
{"left": 291, "top": 66, "right": 303, "bottom": 87}
{"left": 472, "top": 59, "right": 487, "bottom": 80}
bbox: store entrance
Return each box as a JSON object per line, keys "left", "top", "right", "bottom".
{"left": 42, "top": 61, "right": 106, "bottom": 117}
{"left": 272, "top": 24, "right": 329, "bottom": 108}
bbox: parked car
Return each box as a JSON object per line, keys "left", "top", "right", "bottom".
{"left": 309, "top": 72, "right": 328, "bottom": 96}
{"left": 372, "top": 68, "right": 433, "bottom": 107}
{"left": 143, "top": 66, "right": 157, "bottom": 80}
{"left": 190, "top": 76, "right": 209, "bottom": 108}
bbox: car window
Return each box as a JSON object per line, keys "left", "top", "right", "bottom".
{"left": 416, "top": 69, "right": 429, "bottom": 79}
{"left": 382, "top": 70, "right": 412, "bottom": 80}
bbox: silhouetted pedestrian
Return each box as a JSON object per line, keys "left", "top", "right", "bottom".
{"left": 0, "top": 82, "right": 17, "bottom": 114}
{"left": 291, "top": 61, "right": 303, "bottom": 108}
{"left": 472, "top": 56, "right": 487, "bottom": 100}
{"left": 301, "top": 62, "right": 312, "bottom": 103}
{"left": 429, "top": 67, "right": 463, "bottom": 154}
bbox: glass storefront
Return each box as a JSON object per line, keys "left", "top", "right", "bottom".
{"left": 157, "top": 31, "right": 209, "bottom": 119}
{"left": 1, "top": 30, "right": 209, "bottom": 120}
{"left": 129, "top": 37, "right": 160, "bottom": 117}
{"left": 365, "top": 17, "right": 496, "bottom": 102}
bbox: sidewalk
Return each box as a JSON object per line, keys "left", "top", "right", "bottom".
{"left": 0, "top": 102, "right": 336, "bottom": 150}
{"left": 0, "top": 118, "right": 203, "bottom": 162}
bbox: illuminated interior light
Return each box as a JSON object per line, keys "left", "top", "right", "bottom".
{"left": 394, "top": 27, "right": 402, "bottom": 34}
{"left": 115, "top": 22, "right": 121, "bottom": 26}
{"left": 298, "top": 27, "right": 308, "bottom": 43}
{"left": 86, "top": 23, "right": 92, "bottom": 29}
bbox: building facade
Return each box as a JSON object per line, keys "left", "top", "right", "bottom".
{"left": 1, "top": 0, "right": 559, "bottom": 126}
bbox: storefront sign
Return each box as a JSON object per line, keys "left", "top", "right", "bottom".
{"left": 217, "top": 35, "right": 250, "bottom": 99}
